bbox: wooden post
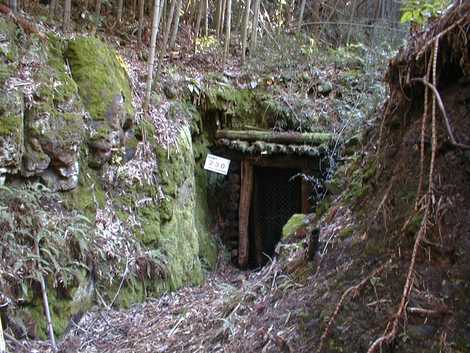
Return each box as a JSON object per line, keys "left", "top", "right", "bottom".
{"left": 238, "top": 159, "right": 253, "bottom": 268}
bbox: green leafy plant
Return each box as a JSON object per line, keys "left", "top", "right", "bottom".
{"left": 400, "top": 0, "right": 451, "bottom": 24}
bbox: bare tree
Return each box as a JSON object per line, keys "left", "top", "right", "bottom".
{"left": 138, "top": 0, "right": 145, "bottom": 44}
{"left": 346, "top": 0, "right": 358, "bottom": 44}
{"left": 223, "top": 0, "right": 232, "bottom": 63}
{"left": 241, "top": 0, "right": 252, "bottom": 65}
{"left": 297, "top": 0, "right": 306, "bottom": 33}
{"left": 143, "top": 0, "right": 163, "bottom": 112}
{"left": 9, "top": 0, "right": 17, "bottom": 13}
{"left": 63, "top": 0, "right": 72, "bottom": 32}
{"left": 169, "top": 0, "right": 183, "bottom": 48}
{"left": 95, "top": 0, "right": 102, "bottom": 27}
{"left": 195, "top": 0, "right": 204, "bottom": 37}
{"left": 131, "top": 0, "right": 137, "bottom": 19}
{"left": 158, "top": 0, "right": 177, "bottom": 70}
{"left": 250, "top": 0, "right": 260, "bottom": 53}
{"left": 220, "top": 0, "right": 226, "bottom": 38}
{"left": 215, "top": 0, "right": 223, "bottom": 38}
{"left": 117, "top": 0, "right": 124, "bottom": 22}
{"left": 203, "top": 0, "right": 209, "bottom": 36}
{"left": 49, "top": 0, "right": 57, "bottom": 18}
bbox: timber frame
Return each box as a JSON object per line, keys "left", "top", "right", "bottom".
{"left": 213, "top": 129, "right": 327, "bottom": 268}
{"left": 237, "top": 156, "right": 313, "bottom": 268}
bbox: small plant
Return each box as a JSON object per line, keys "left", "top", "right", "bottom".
{"left": 400, "top": 0, "right": 451, "bottom": 25}
{"left": 195, "top": 35, "right": 220, "bottom": 54}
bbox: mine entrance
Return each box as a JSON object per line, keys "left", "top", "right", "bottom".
{"left": 249, "top": 167, "right": 301, "bottom": 267}
{"left": 237, "top": 158, "right": 312, "bottom": 268}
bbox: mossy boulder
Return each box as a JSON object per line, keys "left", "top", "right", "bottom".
{"left": 282, "top": 214, "right": 308, "bottom": 239}
{"left": 155, "top": 126, "right": 205, "bottom": 289}
{"left": 21, "top": 36, "right": 86, "bottom": 190}
{"left": 65, "top": 37, "right": 133, "bottom": 123}
{"left": 65, "top": 37, "right": 134, "bottom": 167}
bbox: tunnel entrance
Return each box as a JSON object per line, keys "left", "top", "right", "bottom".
{"left": 248, "top": 167, "right": 302, "bottom": 267}
{"left": 210, "top": 129, "right": 330, "bottom": 268}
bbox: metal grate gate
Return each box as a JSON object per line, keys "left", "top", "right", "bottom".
{"left": 250, "top": 167, "right": 301, "bottom": 266}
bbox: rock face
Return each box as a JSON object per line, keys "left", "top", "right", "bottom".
{"left": 65, "top": 37, "right": 134, "bottom": 168}
{"left": 0, "top": 23, "right": 217, "bottom": 339}
{"left": 0, "top": 22, "right": 86, "bottom": 191}
{"left": 0, "top": 19, "right": 23, "bottom": 180}
{"left": 0, "top": 29, "right": 135, "bottom": 190}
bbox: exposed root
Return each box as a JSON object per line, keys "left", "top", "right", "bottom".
{"left": 367, "top": 38, "right": 442, "bottom": 353}
{"left": 416, "top": 60, "right": 431, "bottom": 206}
{"left": 366, "top": 204, "right": 430, "bottom": 353}
{"left": 317, "top": 261, "right": 389, "bottom": 353}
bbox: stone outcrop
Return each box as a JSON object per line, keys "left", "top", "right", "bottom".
{"left": 0, "top": 23, "right": 217, "bottom": 339}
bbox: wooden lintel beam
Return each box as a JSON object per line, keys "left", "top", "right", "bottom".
{"left": 216, "top": 129, "right": 333, "bottom": 145}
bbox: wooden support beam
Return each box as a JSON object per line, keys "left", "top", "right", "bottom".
{"left": 216, "top": 129, "right": 333, "bottom": 145}
{"left": 238, "top": 160, "right": 253, "bottom": 268}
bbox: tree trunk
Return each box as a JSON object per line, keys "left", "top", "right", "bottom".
{"left": 215, "top": 0, "right": 223, "bottom": 38}
{"left": 223, "top": 0, "right": 231, "bottom": 64}
{"left": 95, "top": 0, "right": 102, "bottom": 27}
{"left": 131, "top": 0, "right": 136, "bottom": 19}
{"left": 285, "top": 0, "right": 295, "bottom": 29}
{"left": 220, "top": 0, "right": 226, "bottom": 39}
{"left": 138, "top": 0, "right": 145, "bottom": 44}
{"left": 250, "top": 0, "right": 260, "bottom": 53}
{"left": 9, "top": 0, "right": 17, "bottom": 13}
{"left": 157, "top": 0, "right": 165, "bottom": 31}
{"left": 346, "top": 0, "right": 358, "bottom": 44}
{"left": 169, "top": 0, "right": 182, "bottom": 48}
{"left": 157, "top": 0, "right": 176, "bottom": 72}
{"left": 195, "top": 0, "right": 203, "bottom": 37}
{"left": 143, "top": 0, "right": 163, "bottom": 112}
{"left": 63, "top": 0, "right": 71, "bottom": 32}
{"left": 297, "top": 0, "right": 306, "bottom": 33}
{"left": 203, "top": 0, "right": 208, "bottom": 36}
{"left": 49, "top": 0, "right": 57, "bottom": 19}
{"left": 241, "top": 0, "right": 251, "bottom": 65}
{"left": 117, "top": 0, "right": 124, "bottom": 22}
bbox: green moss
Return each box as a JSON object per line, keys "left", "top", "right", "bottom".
{"left": 0, "top": 114, "right": 22, "bottom": 136}
{"left": 339, "top": 227, "right": 354, "bottom": 239}
{"left": 194, "top": 155, "right": 217, "bottom": 269}
{"left": 137, "top": 205, "right": 161, "bottom": 246}
{"left": 65, "top": 37, "right": 133, "bottom": 121}
{"left": 202, "top": 84, "right": 269, "bottom": 129}
{"left": 46, "top": 35, "right": 81, "bottom": 103}
{"left": 282, "top": 214, "right": 307, "bottom": 238}
{"left": 62, "top": 161, "right": 105, "bottom": 219}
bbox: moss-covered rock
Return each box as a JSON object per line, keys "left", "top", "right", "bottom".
{"left": 156, "top": 125, "right": 205, "bottom": 289}
{"left": 65, "top": 37, "right": 133, "bottom": 123}
{"left": 20, "top": 35, "right": 86, "bottom": 190}
{"left": 0, "top": 18, "right": 23, "bottom": 177}
{"left": 282, "top": 214, "right": 307, "bottom": 239}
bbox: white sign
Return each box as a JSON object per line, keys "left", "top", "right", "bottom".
{"left": 204, "top": 154, "right": 231, "bottom": 175}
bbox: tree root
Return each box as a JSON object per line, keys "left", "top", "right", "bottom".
{"left": 317, "top": 261, "right": 389, "bottom": 353}
{"left": 367, "top": 38, "right": 442, "bottom": 353}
